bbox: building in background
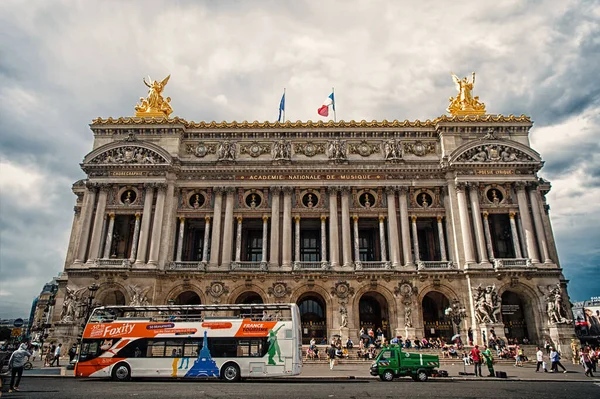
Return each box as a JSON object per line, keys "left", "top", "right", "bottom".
{"left": 29, "top": 277, "right": 59, "bottom": 344}
{"left": 48, "top": 73, "right": 576, "bottom": 353}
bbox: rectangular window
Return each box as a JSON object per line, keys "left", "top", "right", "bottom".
{"left": 300, "top": 230, "right": 320, "bottom": 261}
{"left": 245, "top": 230, "right": 263, "bottom": 262}
{"left": 358, "top": 229, "right": 377, "bottom": 261}
{"left": 147, "top": 340, "right": 166, "bottom": 357}
{"left": 165, "top": 340, "right": 184, "bottom": 358}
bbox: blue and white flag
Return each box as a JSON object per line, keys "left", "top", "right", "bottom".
{"left": 278, "top": 92, "right": 285, "bottom": 122}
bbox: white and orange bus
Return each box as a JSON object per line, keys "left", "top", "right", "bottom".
{"left": 75, "top": 303, "right": 302, "bottom": 382}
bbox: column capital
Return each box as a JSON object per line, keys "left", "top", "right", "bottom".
{"left": 340, "top": 186, "right": 351, "bottom": 195}
{"left": 385, "top": 186, "right": 397, "bottom": 195}
{"left": 482, "top": 211, "right": 489, "bottom": 219}
{"left": 98, "top": 183, "right": 112, "bottom": 192}
{"left": 514, "top": 181, "right": 527, "bottom": 190}
{"left": 509, "top": 211, "right": 516, "bottom": 219}
{"left": 378, "top": 215, "right": 386, "bottom": 222}
{"left": 294, "top": 215, "right": 301, "bottom": 222}
{"left": 108, "top": 212, "right": 115, "bottom": 219}
{"left": 213, "top": 186, "right": 225, "bottom": 194}
{"left": 282, "top": 186, "right": 294, "bottom": 195}
{"left": 155, "top": 182, "right": 167, "bottom": 192}
{"left": 320, "top": 215, "right": 328, "bottom": 222}
{"left": 270, "top": 186, "right": 282, "bottom": 194}
{"left": 397, "top": 186, "right": 408, "bottom": 194}
{"left": 455, "top": 182, "right": 467, "bottom": 192}
{"left": 262, "top": 215, "right": 269, "bottom": 222}
{"left": 236, "top": 215, "right": 243, "bottom": 223}
{"left": 178, "top": 216, "right": 185, "bottom": 222}
{"left": 411, "top": 215, "right": 417, "bottom": 222}
{"left": 135, "top": 212, "right": 141, "bottom": 220}
{"left": 352, "top": 215, "right": 359, "bottom": 222}
{"left": 327, "top": 186, "right": 339, "bottom": 195}
{"left": 225, "top": 186, "right": 236, "bottom": 194}
{"left": 204, "top": 215, "right": 211, "bottom": 223}
{"left": 437, "top": 215, "right": 443, "bottom": 222}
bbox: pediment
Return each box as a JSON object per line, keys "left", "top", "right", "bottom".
{"left": 450, "top": 140, "right": 541, "bottom": 165}
{"left": 83, "top": 139, "right": 171, "bottom": 166}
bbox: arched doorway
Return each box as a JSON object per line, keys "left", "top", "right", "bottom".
{"left": 359, "top": 292, "right": 390, "bottom": 339}
{"left": 100, "top": 290, "right": 126, "bottom": 306}
{"left": 235, "top": 291, "right": 264, "bottom": 305}
{"left": 501, "top": 291, "right": 529, "bottom": 341}
{"left": 422, "top": 291, "right": 452, "bottom": 340}
{"left": 174, "top": 291, "right": 201, "bottom": 305}
{"left": 298, "top": 294, "right": 327, "bottom": 344}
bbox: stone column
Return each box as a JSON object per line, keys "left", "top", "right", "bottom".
{"left": 398, "top": 187, "right": 413, "bottom": 266}
{"left": 282, "top": 187, "right": 293, "bottom": 269}
{"left": 328, "top": 187, "right": 340, "bottom": 268}
{"left": 74, "top": 185, "right": 97, "bottom": 264}
{"left": 411, "top": 216, "right": 420, "bottom": 262}
{"left": 221, "top": 188, "right": 235, "bottom": 268}
{"left": 516, "top": 182, "right": 539, "bottom": 262}
{"left": 135, "top": 185, "right": 155, "bottom": 265}
{"left": 456, "top": 183, "right": 476, "bottom": 265}
{"left": 87, "top": 186, "right": 109, "bottom": 262}
{"left": 176, "top": 217, "right": 185, "bottom": 262}
{"left": 378, "top": 216, "right": 388, "bottom": 263}
{"left": 129, "top": 213, "right": 141, "bottom": 263}
{"left": 509, "top": 212, "right": 523, "bottom": 258}
{"left": 320, "top": 215, "right": 328, "bottom": 264}
{"left": 209, "top": 188, "right": 223, "bottom": 267}
{"left": 529, "top": 186, "right": 551, "bottom": 263}
{"left": 148, "top": 184, "right": 167, "bottom": 265}
{"left": 202, "top": 216, "right": 211, "bottom": 263}
{"left": 482, "top": 212, "right": 495, "bottom": 260}
{"left": 437, "top": 216, "right": 447, "bottom": 261}
{"left": 102, "top": 213, "right": 116, "bottom": 259}
{"left": 386, "top": 187, "right": 401, "bottom": 267}
{"left": 341, "top": 187, "right": 352, "bottom": 268}
{"left": 468, "top": 184, "right": 489, "bottom": 264}
{"left": 269, "top": 187, "right": 281, "bottom": 268}
{"left": 352, "top": 215, "right": 360, "bottom": 268}
{"left": 294, "top": 215, "right": 301, "bottom": 263}
{"left": 98, "top": 215, "right": 108, "bottom": 260}
{"left": 234, "top": 216, "right": 243, "bottom": 263}
{"left": 261, "top": 215, "right": 269, "bottom": 265}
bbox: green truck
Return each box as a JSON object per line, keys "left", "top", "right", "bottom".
{"left": 370, "top": 345, "right": 440, "bottom": 382}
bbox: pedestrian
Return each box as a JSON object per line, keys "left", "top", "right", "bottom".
{"left": 482, "top": 345, "right": 495, "bottom": 377}
{"left": 549, "top": 347, "right": 567, "bottom": 373}
{"left": 328, "top": 344, "right": 336, "bottom": 370}
{"left": 68, "top": 343, "right": 78, "bottom": 363}
{"left": 30, "top": 346, "right": 39, "bottom": 362}
{"left": 580, "top": 349, "right": 594, "bottom": 377}
{"left": 535, "top": 346, "right": 547, "bottom": 372}
{"left": 45, "top": 344, "right": 55, "bottom": 367}
{"left": 8, "top": 343, "right": 32, "bottom": 393}
{"left": 470, "top": 344, "right": 482, "bottom": 377}
{"left": 51, "top": 343, "right": 62, "bottom": 367}
{"left": 544, "top": 339, "right": 551, "bottom": 355}
{"left": 514, "top": 345, "right": 523, "bottom": 367}
{"left": 467, "top": 328, "right": 473, "bottom": 346}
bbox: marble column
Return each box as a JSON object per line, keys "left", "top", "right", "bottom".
{"left": 202, "top": 216, "right": 211, "bottom": 263}
{"left": 437, "top": 216, "right": 447, "bottom": 261}
{"left": 209, "top": 188, "right": 223, "bottom": 267}
{"left": 482, "top": 212, "right": 495, "bottom": 261}
{"left": 87, "top": 186, "right": 109, "bottom": 262}
{"left": 176, "top": 217, "right": 185, "bottom": 262}
{"left": 129, "top": 213, "right": 141, "bottom": 263}
{"left": 468, "top": 184, "right": 489, "bottom": 263}
{"left": 320, "top": 215, "right": 328, "bottom": 264}
{"left": 234, "top": 216, "right": 243, "bottom": 264}
{"left": 269, "top": 187, "right": 281, "bottom": 268}
{"left": 516, "top": 183, "right": 539, "bottom": 262}
{"left": 378, "top": 216, "right": 388, "bottom": 263}
{"left": 529, "top": 187, "right": 551, "bottom": 263}
{"left": 398, "top": 188, "right": 413, "bottom": 266}
{"left": 261, "top": 215, "right": 269, "bottom": 265}
{"left": 98, "top": 215, "right": 108, "bottom": 260}
{"left": 294, "top": 215, "right": 301, "bottom": 263}
{"left": 135, "top": 185, "right": 155, "bottom": 265}
{"left": 341, "top": 187, "right": 352, "bottom": 268}
{"left": 282, "top": 187, "right": 293, "bottom": 269}
{"left": 455, "top": 183, "right": 476, "bottom": 264}
{"left": 352, "top": 215, "right": 360, "bottom": 267}
{"left": 75, "top": 186, "right": 97, "bottom": 264}
{"left": 509, "top": 212, "right": 523, "bottom": 258}
{"left": 328, "top": 187, "right": 340, "bottom": 268}
{"left": 411, "top": 216, "right": 420, "bottom": 262}
{"left": 148, "top": 184, "right": 167, "bottom": 265}
{"left": 386, "top": 187, "right": 401, "bottom": 267}
{"left": 103, "top": 213, "right": 116, "bottom": 259}
{"left": 221, "top": 188, "right": 235, "bottom": 267}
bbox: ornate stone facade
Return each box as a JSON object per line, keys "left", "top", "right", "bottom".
{"left": 50, "top": 102, "right": 575, "bottom": 351}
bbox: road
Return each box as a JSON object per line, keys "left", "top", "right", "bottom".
{"left": 4, "top": 377, "right": 600, "bottom": 398}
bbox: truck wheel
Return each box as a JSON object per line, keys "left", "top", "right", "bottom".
{"left": 382, "top": 370, "right": 394, "bottom": 381}
{"left": 416, "top": 370, "right": 428, "bottom": 382}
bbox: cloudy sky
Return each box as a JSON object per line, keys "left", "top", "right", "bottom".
{"left": 0, "top": 0, "right": 598, "bottom": 318}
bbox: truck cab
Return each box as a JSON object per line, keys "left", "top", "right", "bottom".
{"left": 369, "top": 345, "right": 440, "bottom": 382}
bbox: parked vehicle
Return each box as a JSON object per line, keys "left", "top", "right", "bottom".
{"left": 370, "top": 345, "right": 440, "bottom": 382}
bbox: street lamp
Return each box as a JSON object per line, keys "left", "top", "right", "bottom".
{"left": 444, "top": 300, "right": 467, "bottom": 341}
{"left": 85, "top": 283, "right": 100, "bottom": 323}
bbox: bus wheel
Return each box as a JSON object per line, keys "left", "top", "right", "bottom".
{"left": 112, "top": 363, "right": 131, "bottom": 382}
{"left": 382, "top": 370, "right": 394, "bottom": 382}
{"left": 416, "top": 370, "right": 428, "bottom": 382}
{"left": 221, "top": 363, "right": 240, "bottom": 382}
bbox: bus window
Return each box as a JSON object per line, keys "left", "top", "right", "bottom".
{"left": 209, "top": 338, "right": 237, "bottom": 358}
{"left": 147, "top": 340, "right": 166, "bottom": 357}
{"left": 118, "top": 339, "right": 148, "bottom": 358}
{"left": 183, "top": 341, "right": 201, "bottom": 357}
{"left": 79, "top": 339, "right": 101, "bottom": 361}
{"left": 165, "top": 340, "right": 183, "bottom": 357}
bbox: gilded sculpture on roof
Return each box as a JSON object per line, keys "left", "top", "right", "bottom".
{"left": 135, "top": 75, "right": 173, "bottom": 118}
{"left": 448, "top": 72, "right": 486, "bottom": 116}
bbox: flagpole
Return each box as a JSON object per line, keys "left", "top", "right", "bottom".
{"left": 332, "top": 87, "right": 336, "bottom": 122}
{"left": 283, "top": 87, "right": 286, "bottom": 123}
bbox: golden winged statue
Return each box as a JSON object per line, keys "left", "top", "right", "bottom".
{"left": 447, "top": 72, "right": 486, "bottom": 116}
{"left": 135, "top": 75, "right": 173, "bottom": 117}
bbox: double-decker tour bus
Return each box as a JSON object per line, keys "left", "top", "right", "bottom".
{"left": 75, "top": 303, "right": 302, "bottom": 382}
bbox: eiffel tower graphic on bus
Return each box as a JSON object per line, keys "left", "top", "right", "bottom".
{"left": 185, "top": 330, "right": 219, "bottom": 377}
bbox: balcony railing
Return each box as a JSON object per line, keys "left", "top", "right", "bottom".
{"left": 355, "top": 261, "right": 391, "bottom": 271}
{"left": 169, "top": 261, "right": 206, "bottom": 271}
{"left": 417, "top": 260, "right": 455, "bottom": 270}
{"left": 493, "top": 258, "right": 531, "bottom": 268}
{"left": 231, "top": 261, "right": 267, "bottom": 271}
{"left": 293, "top": 261, "right": 330, "bottom": 271}
{"left": 93, "top": 258, "right": 131, "bottom": 268}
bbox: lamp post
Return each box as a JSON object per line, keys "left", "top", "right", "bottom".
{"left": 445, "top": 300, "right": 467, "bottom": 342}
{"left": 84, "top": 283, "right": 100, "bottom": 324}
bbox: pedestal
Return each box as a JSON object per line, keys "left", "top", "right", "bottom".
{"left": 401, "top": 327, "right": 417, "bottom": 340}
{"left": 338, "top": 327, "right": 350, "bottom": 341}
{"left": 478, "top": 323, "right": 505, "bottom": 346}
{"left": 548, "top": 324, "right": 577, "bottom": 356}
{"left": 48, "top": 322, "right": 82, "bottom": 358}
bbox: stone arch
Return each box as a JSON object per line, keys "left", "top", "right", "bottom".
{"left": 351, "top": 284, "right": 398, "bottom": 339}
{"left": 164, "top": 284, "right": 206, "bottom": 305}
{"left": 448, "top": 139, "right": 542, "bottom": 165}
{"left": 292, "top": 284, "right": 332, "bottom": 345}
{"left": 227, "top": 285, "right": 268, "bottom": 305}
{"left": 496, "top": 282, "right": 543, "bottom": 343}
{"left": 82, "top": 139, "right": 173, "bottom": 165}
{"left": 95, "top": 283, "right": 129, "bottom": 306}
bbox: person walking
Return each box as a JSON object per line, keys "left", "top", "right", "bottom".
{"left": 470, "top": 345, "right": 482, "bottom": 377}
{"left": 8, "top": 343, "right": 32, "bottom": 393}
{"left": 328, "top": 344, "right": 336, "bottom": 370}
{"left": 68, "top": 343, "right": 77, "bottom": 363}
{"left": 482, "top": 345, "right": 495, "bottom": 377}
{"left": 580, "top": 349, "right": 594, "bottom": 377}
{"left": 51, "top": 343, "right": 62, "bottom": 367}
{"left": 535, "top": 346, "right": 547, "bottom": 372}
{"left": 549, "top": 347, "right": 567, "bottom": 373}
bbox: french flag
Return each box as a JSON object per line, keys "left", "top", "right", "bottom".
{"left": 317, "top": 92, "right": 335, "bottom": 117}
